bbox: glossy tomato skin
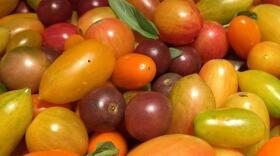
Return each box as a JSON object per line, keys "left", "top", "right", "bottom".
{"left": 112, "top": 53, "right": 156, "bottom": 90}
{"left": 78, "top": 86, "right": 126, "bottom": 133}
{"left": 135, "top": 40, "right": 171, "bottom": 76}
{"left": 152, "top": 73, "right": 182, "bottom": 97}
{"left": 77, "top": 0, "right": 109, "bottom": 16}
{"left": 193, "top": 21, "right": 228, "bottom": 63}
{"left": 128, "top": 0, "right": 160, "bottom": 20}
{"left": 125, "top": 91, "right": 172, "bottom": 141}
{"left": 154, "top": 0, "right": 203, "bottom": 45}
{"left": 39, "top": 40, "right": 115, "bottom": 104}
{"left": 168, "top": 46, "right": 202, "bottom": 76}
{"left": 37, "top": 0, "right": 72, "bottom": 25}
{"left": 78, "top": 7, "right": 116, "bottom": 34}
{"left": 0, "top": 47, "right": 50, "bottom": 93}
{"left": 42, "top": 23, "right": 79, "bottom": 52}
{"left": 25, "top": 107, "right": 88, "bottom": 155}
{"left": 257, "top": 137, "right": 280, "bottom": 156}
{"left": 85, "top": 18, "right": 135, "bottom": 58}
{"left": 228, "top": 16, "right": 261, "bottom": 60}
{"left": 247, "top": 41, "right": 280, "bottom": 78}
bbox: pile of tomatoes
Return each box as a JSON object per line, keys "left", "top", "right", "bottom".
{"left": 1, "top": 0, "right": 280, "bottom": 156}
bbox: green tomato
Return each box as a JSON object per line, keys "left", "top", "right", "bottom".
{"left": 194, "top": 108, "right": 266, "bottom": 148}
{"left": 253, "top": 4, "right": 280, "bottom": 44}
{"left": 238, "top": 70, "right": 280, "bottom": 118}
{"left": 0, "top": 88, "right": 33, "bottom": 156}
{"left": 197, "top": 0, "right": 253, "bottom": 24}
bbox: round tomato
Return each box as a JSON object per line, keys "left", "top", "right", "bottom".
{"left": 257, "top": 136, "right": 280, "bottom": 156}
{"left": 228, "top": 16, "right": 261, "bottom": 59}
{"left": 112, "top": 53, "right": 156, "bottom": 90}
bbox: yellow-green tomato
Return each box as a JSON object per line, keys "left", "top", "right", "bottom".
{"left": 194, "top": 108, "right": 266, "bottom": 148}
{"left": 6, "top": 30, "right": 42, "bottom": 52}
{"left": 197, "top": 0, "right": 253, "bottom": 24}
{"left": 25, "top": 107, "right": 88, "bottom": 155}
{"left": 238, "top": 70, "right": 280, "bottom": 118}
{"left": 253, "top": 4, "right": 280, "bottom": 44}
{"left": 39, "top": 40, "right": 115, "bottom": 104}
{"left": 0, "top": 26, "right": 9, "bottom": 54}
{"left": 0, "top": 88, "right": 32, "bottom": 156}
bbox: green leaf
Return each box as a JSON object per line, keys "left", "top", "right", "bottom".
{"left": 169, "top": 47, "right": 183, "bottom": 59}
{"left": 87, "top": 142, "right": 119, "bottom": 156}
{"left": 143, "top": 83, "right": 152, "bottom": 91}
{"left": 108, "top": 0, "right": 159, "bottom": 39}
{"left": 237, "top": 11, "right": 257, "bottom": 20}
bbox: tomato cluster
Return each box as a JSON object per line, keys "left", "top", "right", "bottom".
{"left": 1, "top": 0, "right": 280, "bottom": 156}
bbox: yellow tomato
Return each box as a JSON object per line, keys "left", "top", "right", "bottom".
{"left": 39, "top": 40, "right": 115, "bottom": 104}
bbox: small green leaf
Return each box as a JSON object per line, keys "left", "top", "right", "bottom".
{"left": 169, "top": 48, "right": 183, "bottom": 59}
{"left": 108, "top": 0, "right": 159, "bottom": 39}
{"left": 143, "top": 83, "right": 152, "bottom": 91}
{"left": 87, "top": 141, "right": 119, "bottom": 156}
{"left": 237, "top": 11, "right": 257, "bottom": 20}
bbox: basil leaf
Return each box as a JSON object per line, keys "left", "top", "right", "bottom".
{"left": 237, "top": 11, "right": 257, "bottom": 20}
{"left": 169, "top": 47, "right": 183, "bottom": 59}
{"left": 108, "top": 0, "right": 159, "bottom": 39}
{"left": 87, "top": 142, "right": 119, "bottom": 156}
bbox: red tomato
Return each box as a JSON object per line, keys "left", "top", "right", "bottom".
{"left": 257, "top": 136, "right": 280, "bottom": 156}
{"left": 228, "top": 16, "right": 261, "bottom": 59}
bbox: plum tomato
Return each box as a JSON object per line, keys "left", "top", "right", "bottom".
{"left": 78, "top": 86, "right": 126, "bottom": 133}
{"left": 135, "top": 39, "right": 171, "bottom": 76}
{"left": 37, "top": 0, "right": 72, "bottom": 26}
{"left": 193, "top": 21, "right": 228, "bottom": 63}
{"left": 112, "top": 53, "right": 156, "bottom": 90}
{"left": 77, "top": 0, "right": 109, "bottom": 16}
{"left": 228, "top": 16, "right": 261, "bottom": 60}
{"left": 125, "top": 91, "right": 172, "bottom": 141}
{"left": 42, "top": 23, "right": 79, "bottom": 52}
{"left": 85, "top": 18, "right": 135, "bottom": 58}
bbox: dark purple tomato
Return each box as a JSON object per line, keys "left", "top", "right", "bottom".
{"left": 125, "top": 91, "right": 172, "bottom": 141}
{"left": 135, "top": 40, "right": 171, "bottom": 77}
{"left": 0, "top": 47, "right": 50, "bottom": 93}
{"left": 77, "top": 0, "right": 109, "bottom": 16}
{"left": 42, "top": 23, "right": 79, "bottom": 52}
{"left": 152, "top": 73, "right": 182, "bottom": 97}
{"left": 41, "top": 46, "right": 60, "bottom": 62}
{"left": 78, "top": 86, "right": 126, "bottom": 133}
{"left": 168, "top": 46, "right": 202, "bottom": 76}
{"left": 13, "top": 1, "right": 32, "bottom": 13}
{"left": 37, "top": 0, "right": 72, "bottom": 26}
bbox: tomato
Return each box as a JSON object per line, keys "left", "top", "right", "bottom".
{"left": 78, "top": 7, "right": 116, "bottom": 34}
{"left": 228, "top": 16, "right": 261, "bottom": 59}
{"left": 31, "top": 94, "right": 72, "bottom": 117}
{"left": 24, "top": 150, "right": 80, "bottom": 156}
{"left": 85, "top": 18, "right": 135, "bottom": 58}
{"left": 128, "top": 0, "right": 160, "bottom": 20}
{"left": 0, "top": 0, "right": 19, "bottom": 18}
{"left": 257, "top": 136, "right": 280, "bottom": 156}
{"left": 112, "top": 53, "right": 156, "bottom": 90}
{"left": 247, "top": 41, "right": 280, "bottom": 78}
{"left": 39, "top": 40, "right": 115, "bottom": 104}
{"left": 25, "top": 107, "right": 88, "bottom": 155}
{"left": 64, "top": 34, "right": 84, "bottom": 50}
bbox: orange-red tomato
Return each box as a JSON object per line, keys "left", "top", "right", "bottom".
{"left": 228, "top": 16, "right": 261, "bottom": 59}
{"left": 24, "top": 150, "right": 80, "bottom": 156}
{"left": 31, "top": 94, "right": 72, "bottom": 117}
{"left": 257, "top": 136, "right": 280, "bottom": 156}
{"left": 88, "top": 132, "right": 128, "bottom": 156}
{"left": 112, "top": 53, "right": 156, "bottom": 90}
{"left": 64, "top": 34, "right": 84, "bottom": 50}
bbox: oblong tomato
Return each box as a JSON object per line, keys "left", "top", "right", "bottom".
{"left": 199, "top": 59, "right": 238, "bottom": 108}
{"left": 39, "top": 40, "right": 115, "bottom": 104}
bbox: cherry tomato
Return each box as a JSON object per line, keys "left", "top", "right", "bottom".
{"left": 112, "top": 53, "right": 156, "bottom": 90}
{"left": 228, "top": 16, "right": 261, "bottom": 59}
{"left": 257, "top": 136, "right": 280, "bottom": 156}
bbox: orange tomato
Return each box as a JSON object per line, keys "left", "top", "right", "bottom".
{"left": 24, "top": 150, "right": 80, "bottom": 156}
{"left": 64, "top": 34, "right": 84, "bottom": 50}
{"left": 31, "top": 94, "right": 72, "bottom": 117}
{"left": 247, "top": 41, "right": 280, "bottom": 78}
{"left": 228, "top": 16, "right": 261, "bottom": 59}
{"left": 88, "top": 131, "right": 127, "bottom": 156}
{"left": 257, "top": 136, "right": 280, "bottom": 156}
{"left": 112, "top": 53, "right": 156, "bottom": 90}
